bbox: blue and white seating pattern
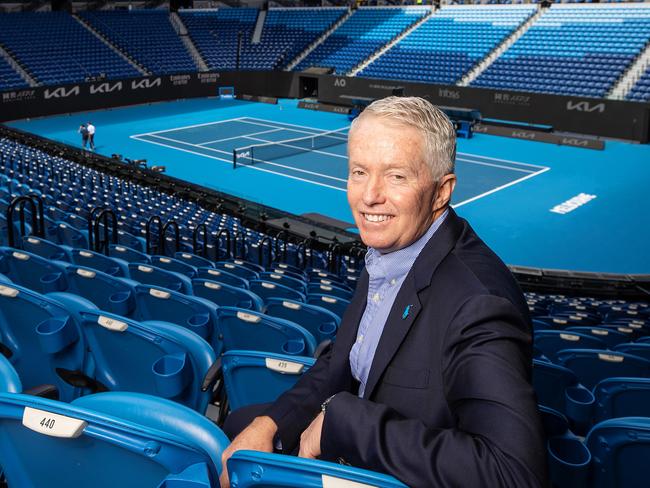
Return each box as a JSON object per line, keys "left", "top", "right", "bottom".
{"left": 79, "top": 10, "right": 196, "bottom": 75}
{"left": 0, "top": 56, "right": 27, "bottom": 92}
{"left": 295, "top": 6, "right": 430, "bottom": 75}
{"left": 0, "top": 11, "right": 139, "bottom": 86}
{"left": 473, "top": 3, "right": 650, "bottom": 97}
{"left": 627, "top": 64, "right": 650, "bottom": 101}
{"left": 360, "top": 4, "right": 536, "bottom": 84}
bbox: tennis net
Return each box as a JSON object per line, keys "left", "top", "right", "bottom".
{"left": 232, "top": 127, "right": 348, "bottom": 169}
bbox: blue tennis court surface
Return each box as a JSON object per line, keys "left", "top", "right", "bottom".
{"left": 132, "top": 115, "right": 549, "bottom": 200}
{"left": 8, "top": 97, "right": 650, "bottom": 274}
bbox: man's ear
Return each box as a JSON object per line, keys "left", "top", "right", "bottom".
{"left": 434, "top": 174, "right": 457, "bottom": 211}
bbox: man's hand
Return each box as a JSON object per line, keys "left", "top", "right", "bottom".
{"left": 219, "top": 416, "right": 278, "bottom": 488}
{"left": 298, "top": 411, "right": 325, "bottom": 459}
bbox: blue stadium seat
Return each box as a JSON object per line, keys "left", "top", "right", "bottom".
{"left": 534, "top": 330, "right": 608, "bottom": 362}
{"left": 221, "top": 350, "right": 315, "bottom": 412}
{"left": 197, "top": 267, "right": 250, "bottom": 289}
{"left": 128, "top": 262, "right": 193, "bottom": 295}
{"left": 21, "top": 235, "right": 71, "bottom": 262}
{"left": 131, "top": 284, "right": 222, "bottom": 354}
{"left": 0, "top": 391, "right": 229, "bottom": 487}
{"left": 250, "top": 279, "right": 307, "bottom": 305}
{"left": 265, "top": 297, "right": 340, "bottom": 343}
{"left": 0, "top": 247, "right": 68, "bottom": 294}
{"left": 0, "top": 282, "right": 87, "bottom": 401}
{"left": 70, "top": 248, "right": 130, "bottom": 278}
{"left": 556, "top": 349, "right": 650, "bottom": 390}
{"left": 228, "top": 450, "right": 407, "bottom": 488}
{"left": 613, "top": 342, "right": 650, "bottom": 361}
{"left": 532, "top": 359, "right": 585, "bottom": 415}
{"left": 75, "top": 309, "right": 218, "bottom": 413}
{"left": 307, "top": 294, "right": 351, "bottom": 319}
{"left": 193, "top": 278, "right": 264, "bottom": 312}
{"left": 217, "top": 307, "right": 317, "bottom": 356}
{"left": 0, "top": 354, "right": 21, "bottom": 393}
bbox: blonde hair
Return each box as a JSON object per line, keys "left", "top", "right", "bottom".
{"left": 350, "top": 96, "right": 456, "bottom": 182}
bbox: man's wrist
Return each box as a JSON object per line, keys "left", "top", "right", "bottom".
{"left": 251, "top": 415, "right": 278, "bottom": 435}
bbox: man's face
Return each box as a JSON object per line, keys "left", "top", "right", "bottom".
{"left": 347, "top": 114, "right": 440, "bottom": 253}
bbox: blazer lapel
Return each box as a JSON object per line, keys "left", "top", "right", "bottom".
{"left": 362, "top": 208, "right": 466, "bottom": 399}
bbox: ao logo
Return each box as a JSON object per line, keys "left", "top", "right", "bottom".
{"left": 237, "top": 151, "right": 251, "bottom": 159}
{"left": 334, "top": 78, "right": 347, "bottom": 88}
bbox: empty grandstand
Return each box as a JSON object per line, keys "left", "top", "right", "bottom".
{"left": 0, "top": 1, "right": 648, "bottom": 487}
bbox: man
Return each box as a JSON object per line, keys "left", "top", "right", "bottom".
{"left": 78, "top": 123, "right": 88, "bottom": 149}
{"left": 86, "top": 121, "right": 96, "bottom": 150}
{"left": 220, "top": 97, "right": 547, "bottom": 487}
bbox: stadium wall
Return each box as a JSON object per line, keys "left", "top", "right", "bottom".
{"left": 1, "top": 71, "right": 648, "bottom": 143}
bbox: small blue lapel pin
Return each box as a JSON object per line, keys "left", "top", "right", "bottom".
{"left": 402, "top": 304, "right": 413, "bottom": 320}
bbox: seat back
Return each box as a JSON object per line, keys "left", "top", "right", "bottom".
{"left": 585, "top": 417, "right": 650, "bottom": 488}
{"left": 532, "top": 359, "right": 579, "bottom": 413}
{"left": 250, "top": 279, "right": 306, "bottom": 305}
{"left": 197, "top": 266, "right": 249, "bottom": 289}
{"left": 228, "top": 450, "right": 407, "bottom": 488}
{"left": 0, "top": 247, "right": 68, "bottom": 294}
{"left": 557, "top": 349, "right": 650, "bottom": 389}
{"left": 222, "top": 350, "right": 314, "bottom": 412}
{"left": 78, "top": 309, "right": 217, "bottom": 413}
{"left": 266, "top": 297, "right": 340, "bottom": 343}
{"left": 151, "top": 255, "right": 198, "bottom": 279}
{"left": 307, "top": 294, "right": 351, "bottom": 319}
{"left": 0, "top": 392, "right": 228, "bottom": 488}
{"left": 593, "top": 377, "right": 650, "bottom": 425}
{"left": 128, "top": 262, "right": 193, "bottom": 295}
{"left": 64, "top": 265, "right": 137, "bottom": 315}
{"left": 71, "top": 248, "right": 129, "bottom": 277}
{"left": 193, "top": 278, "right": 264, "bottom": 312}
{"left": 132, "top": 285, "right": 221, "bottom": 354}
{"left": 0, "top": 283, "right": 86, "bottom": 401}
{"left": 614, "top": 342, "right": 650, "bottom": 362}
{"left": 0, "top": 354, "right": 21, "bottom": 393}
{"left": 534, "top": 330, "right": 607, "bottom": 362}
{"left": 218, "top": 307, "right": 317, "bottom": 357}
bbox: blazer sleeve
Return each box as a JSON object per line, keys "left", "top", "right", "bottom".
{"left": 263, "top": 345, "right": 336, "bottom": 453}
{"left": 320, "top": 294, "right": 548, "bottom": 488}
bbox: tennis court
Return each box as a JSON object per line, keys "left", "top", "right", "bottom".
{"left": 9, "top": 97, "right": 650, "bottom": 273}
{"left": 131, "top": 115, "right": 549, "bottom": 204}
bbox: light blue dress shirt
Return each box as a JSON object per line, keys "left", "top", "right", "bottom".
{"left": 350, "top": 209, "right": 448, "bottom": 397}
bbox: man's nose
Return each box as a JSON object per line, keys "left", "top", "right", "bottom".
{"left": 362, "top": 175, "right": 386, "bottom": 206}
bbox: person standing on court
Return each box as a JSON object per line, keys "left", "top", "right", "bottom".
{"left": 219, "top": 96, "right": 548, "bottom": 488}
{"left": 86, "top": 121, "right": 96, "bottom": 150}
{"left": 78, "top": 123, "right": 88, "bottom": 149}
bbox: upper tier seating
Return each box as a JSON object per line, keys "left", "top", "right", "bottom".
{"left": 248, "top": 7, "right": 347, "bottom": 70}
{"left": 0, "top": 11, "right": 139, "bottom": 86}
{"left": 627, "top": 64, "right": 650, "bottom": 102}
{"left": 179, "top": 8, "right": 258, "bottom": 70}
{"left": 473, "top": 3, "right": 650, "bottom": 97}
{"left": 295, "top": 6, "right": 430, "bottom": 75}
{"left": 79, "top": 10, "right": 195, "bottom": 75}
{"left": 0, "top": 56, "right": 27, "bottom": 92}
{"left": 360, "top": 4, "right": 536, "bottom": 84}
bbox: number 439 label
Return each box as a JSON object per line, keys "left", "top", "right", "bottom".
{"left": 22, "top": 407, "right": 87, "bottom": 438}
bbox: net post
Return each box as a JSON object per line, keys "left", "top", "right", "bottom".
{"left": 233, "top": 149, "right": 237, "bottom": 169}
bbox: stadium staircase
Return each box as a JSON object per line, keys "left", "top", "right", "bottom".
{"left": 458, "top": 4, "right": 543, "bottom": 87}
{"left": 73, "top": 13, "right": 150, "bottom": 77}
{"left": 348, "top": 6, "right": 433, "bottom": 77}
{"left": 608, "top": 39, "right": 650, "bottom": 100}
{"left": 251, "top": 9, "right": 267, "bottom": 44}
{"left": 0, "top": 44, "right": 36, "bottom": 88}
{"left": 285, "top": 7, "right": 352, "bottom": 72}
{"left": 169, "top": 11, "right": 209, "bottom": 72}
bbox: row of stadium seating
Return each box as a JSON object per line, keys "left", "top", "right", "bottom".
{"left": 359, "top": 5, "right": 536, "bottom": 84}
{"left": 295, "top": 6, "right": 430, "bottom": 74}
{"left": 1, "top": 130, "right": 649, "bottom": 486}
{"left": 0, "top": 5, "right": 648, "bottom": 101}
{"left": 0, "top": 11, "right": 139, "bottom": 86}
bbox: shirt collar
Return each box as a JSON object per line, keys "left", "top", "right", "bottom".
{"left": 364, "top": 209, "right": 449, "bottom": 283}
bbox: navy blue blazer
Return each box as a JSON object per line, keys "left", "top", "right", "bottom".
{"left": 265, "top": 208, "right": 547, "bottom": 487}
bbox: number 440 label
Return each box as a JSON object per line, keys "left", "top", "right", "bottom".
{"left": 22, "top": 407, "right": 87, "bottom": 438}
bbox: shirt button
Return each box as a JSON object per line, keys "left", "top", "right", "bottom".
{"left": 390, "top": 279, "right": 396, "bottom": 286}
{"left": 373, "top": 293, "right": 380, "bottom": 302}
{"left": 357, "top": 335, "right": 364, "bottom": 343}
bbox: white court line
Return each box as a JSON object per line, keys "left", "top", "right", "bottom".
{"left": 457, "top": 151, "right": 547, "bottom": 170}
{"left": 241, "top": 135, "right": 348, "bottom": 160}
{"left": 236, "top": 118, "right": 320, "bottom": 135}
{"left": 131, "top": 117, "right": 248, "bottom": 138}
{"left": 243, "top": 117, "right": 351, "bottom": 135}
{"left": 197, "top": 128, "right": 284, "bottom": 146}
{"left": 148, "top": 134, "right": 231, "bottom": 156}
{"left": 131, "top": 134, "right": 348, "bottom": 186}
{"left": 456, "top": 157, "right": 535, "bottom": 174}
{"left": 452, "top": 167, "right": 551, "bottom": 209}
